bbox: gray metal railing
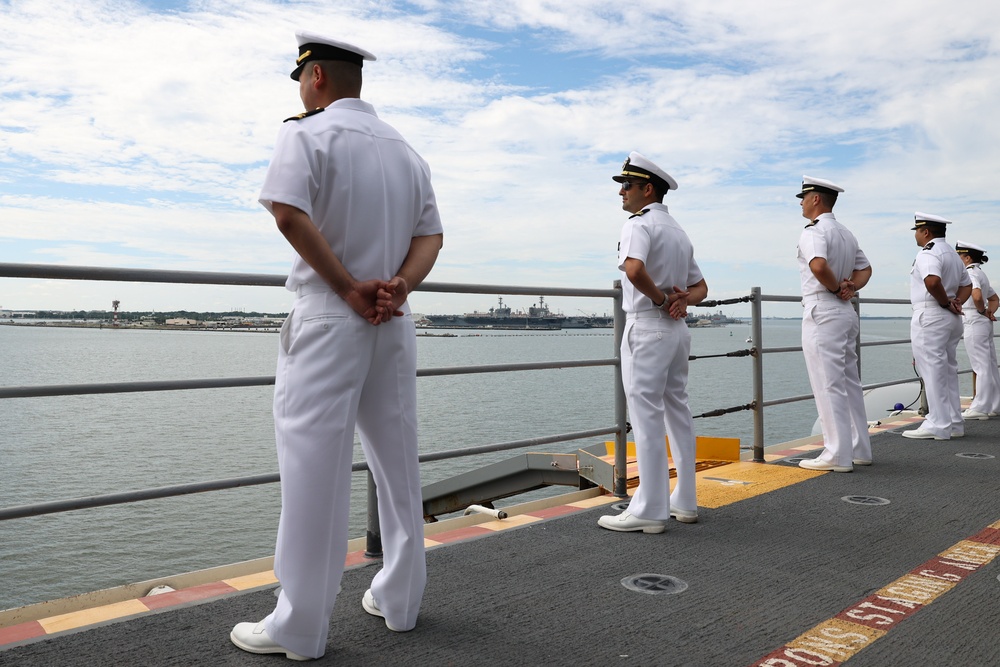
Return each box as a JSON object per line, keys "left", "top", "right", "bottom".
{"left": 746, "top": 289, "right": 987, "bottom": 461}
{"left": 0, "top": 263, "right": 633, "bottom": 534}
{"left": 0, "top": 264, "right": 965, "bottom": 530}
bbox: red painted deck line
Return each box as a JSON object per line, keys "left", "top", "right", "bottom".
{"left": 749, "top": 519, "right": 1000, "bottom": 666}
{"left": 0, "top": 494, "right": 608, "bottom": 650}
{"left": 427, "top": 525, "right": 496, "bottom": 544}
{"left": 527, "top": 505, "right": 585, "bottom": 519}
{"left": 0, "top": 621, "right": 45, "bottom": 646}
{"left": 139, "top": 581, "right": 238, "bottom": 610}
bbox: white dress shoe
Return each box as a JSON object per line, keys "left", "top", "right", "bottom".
{"left": 362, "top": 589, "right": 407, "bottom": 632}
{"left": 901, "top": 428, "right": 948, "bottom": 440}
{"left": 798, "top": 458, "right": 852, "bottom": 472}
{"left": 670, "top": 508, "right": 699, "bottom": 523}
{"left": 962, "top": 409, "right": 989, "bottom": 420}
{"left": 852, "top": 458, "right": 873, "bottom": 466}
{"left": 951, "top": 431, "right": 965, "bottom": 438}
{"left": 597, "top": 510, "right": 666, "bottom": 534}
{"left": 230, "top": 621, "right": 311, "bottom": 661}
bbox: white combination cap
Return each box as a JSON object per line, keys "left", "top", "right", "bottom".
{"left": 912, "top": 212, "right": 954, "bottom": 230}
{"left": 291, "top": 31, "right": 376, "bottom": 81}
{"left": 612, "top": 152, "right": 678, "bottom": 191}
{"left": 955, "top": 240, "right": 986, "bottom": 254}
{"left": 796, "top": 176, "right": 844, "bottom": 199}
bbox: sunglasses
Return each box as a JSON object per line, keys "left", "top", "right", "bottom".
{"left": 620, "top": 180, "right": 647, "bottom": 191}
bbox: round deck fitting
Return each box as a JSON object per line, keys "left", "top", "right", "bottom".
{"left": 841, "top": 495, "right": 891, "bottom": 506}
{"left": 955, "top": 452, "right": 995, "bottom": 459}
{"left": 621, "top": 574, "right": 688, "bottom": 595}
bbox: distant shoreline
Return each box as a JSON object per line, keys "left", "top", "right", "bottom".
{"left": 0, "top": 321, "right": 280, "bottom": 333}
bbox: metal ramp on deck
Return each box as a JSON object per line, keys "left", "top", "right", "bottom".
{"left": 576, "top": 435, "right": 740, "bottom": 491}
{"left": 421, "top": 436, "right": 740, "bottom": 520}
{"left": 421, "top": 452, "right": 589, "bottom": 520}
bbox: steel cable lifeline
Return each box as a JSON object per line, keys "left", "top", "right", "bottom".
{"left": 692, "top": 403, "right": 756, "bottom": 419}
{"left": 691, "top": 295, "right": 752, "bottom": 308}
{"left": 688, "top": 348, "right": 753, "bottom": 361}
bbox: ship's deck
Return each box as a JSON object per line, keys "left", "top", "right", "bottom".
{"left": 2, "top": 413, "right": 999, "bottom": 666}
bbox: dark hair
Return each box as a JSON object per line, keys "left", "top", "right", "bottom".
{"left": 817, "top": 191, "right": 838, "bottom": 208}
{"left": 649, "top": 178, "right": 669, "bottom": 201}
{"left": 315, "top": 59, "right": 363, "bottom": 93}
{"left": 924, "top": 223, "right": 947, "bottom": 238}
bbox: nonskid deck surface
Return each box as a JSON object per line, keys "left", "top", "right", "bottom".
{"left": 3, "top": 417, "right": 1000, "bottom": 666}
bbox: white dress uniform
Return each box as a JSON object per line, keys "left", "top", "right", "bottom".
{"left": 618, "top": 202, "right": 704, "bottom": 521}
{"left": 257, "top": 87, "right": 443, "bottom": 656}
{"left": 797, "top": 211, "right": 872, "bottom": 468}
{"left": 909, "top": 219, "right": 971, "bottom": 439}
{"left": 958, "top": 247, "right": 1000, "bottom": 416}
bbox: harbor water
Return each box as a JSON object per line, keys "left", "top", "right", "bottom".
{"left": 0, "top": 318, "right": 974, "bottom": 611}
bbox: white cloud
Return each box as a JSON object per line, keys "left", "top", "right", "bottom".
{"left": 1, "top": 0, "right": 999, "bottom": 318}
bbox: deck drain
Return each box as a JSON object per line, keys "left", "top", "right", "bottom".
{"left": 611, "top": 502, "right": 631, "bottom": 512}
{"left": 842, "top": 495, "right": 890, "bottom": 506}
{"left": 621, "top": 574, "right": 688, "bottom": 595}
{"left": 956, "top": 452, "right": 995, "bottom": 460}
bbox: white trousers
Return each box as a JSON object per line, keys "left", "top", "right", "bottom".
{"left": 801, "top": 300, "right": 872, "bottom": 466}
{"left": 911, "top": 308, "right": 964, "bottom": 438}
{"left": 265, "top": 292, "right": 426, "bottom": 659}
{"left": 621, "top": 314, "right": 696, "bottom": 521}
{"left": 963, "top": 316, "right": 1000, "bottom": 415}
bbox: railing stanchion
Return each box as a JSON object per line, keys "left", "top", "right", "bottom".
{"left": 364, "top": 471, "right": 382, "bottom": 559}
{"left": 751, "top": 287, "right": 765, "bottom": 462}
{"left": 612, "top": 280, "right": 629, "bottom": 498}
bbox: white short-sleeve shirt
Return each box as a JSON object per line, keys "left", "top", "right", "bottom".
{"left": 797, "top": 212, "right": 870, "bottom": 296}
{"left": 617, "top": 203, "right": 703, "bottom": 313}
{"left": 910, "top": 240, "right": 972, "bottom": 305}
{"left": 963, "top": 263, "right": 997, "bottom": 314}
{"left": 259, "top": 98, "right": 443, "bottom": 293}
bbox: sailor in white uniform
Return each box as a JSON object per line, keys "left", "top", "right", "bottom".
{"left": 903, "top": 214, "right": 971, "bottom": 440}
{"left": 598, "top": 152, "right": 708, "bottom": 534}
{"left": 956, "top": 240, "right": 1000, "bottom": 419}
{"left": 794, "top": 177, "right": 873, "bottom": 472}
{"left": 231, "top": 32, "right": 444, "bottom": 661}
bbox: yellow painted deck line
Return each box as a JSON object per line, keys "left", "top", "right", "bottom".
{"left": 38, "top": 600, "right": 149, "bottom": 635}
{"left": 696, "top": 461, "right": 823, "bottom": 509}
{"left": 223, "top": 571, "right": 277, "bottom": 591}
{"left": 567, "top": 495, "right": 621, "bottom": 509}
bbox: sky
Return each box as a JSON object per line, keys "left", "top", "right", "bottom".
{"left": 2, "top": 0, "right": 999, "bottom": 319}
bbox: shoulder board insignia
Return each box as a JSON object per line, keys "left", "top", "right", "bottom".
{"left": 923, "top": 241, "right": 935, "bottom": 250}
{"left": 283, "top": 107, "right": 325, "bottom": 123}
{"left": 629, "top": 208, "right": 650, "bottom": 219}
{"left": 804, "top": 219, "right": 818, "bottom": 228}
